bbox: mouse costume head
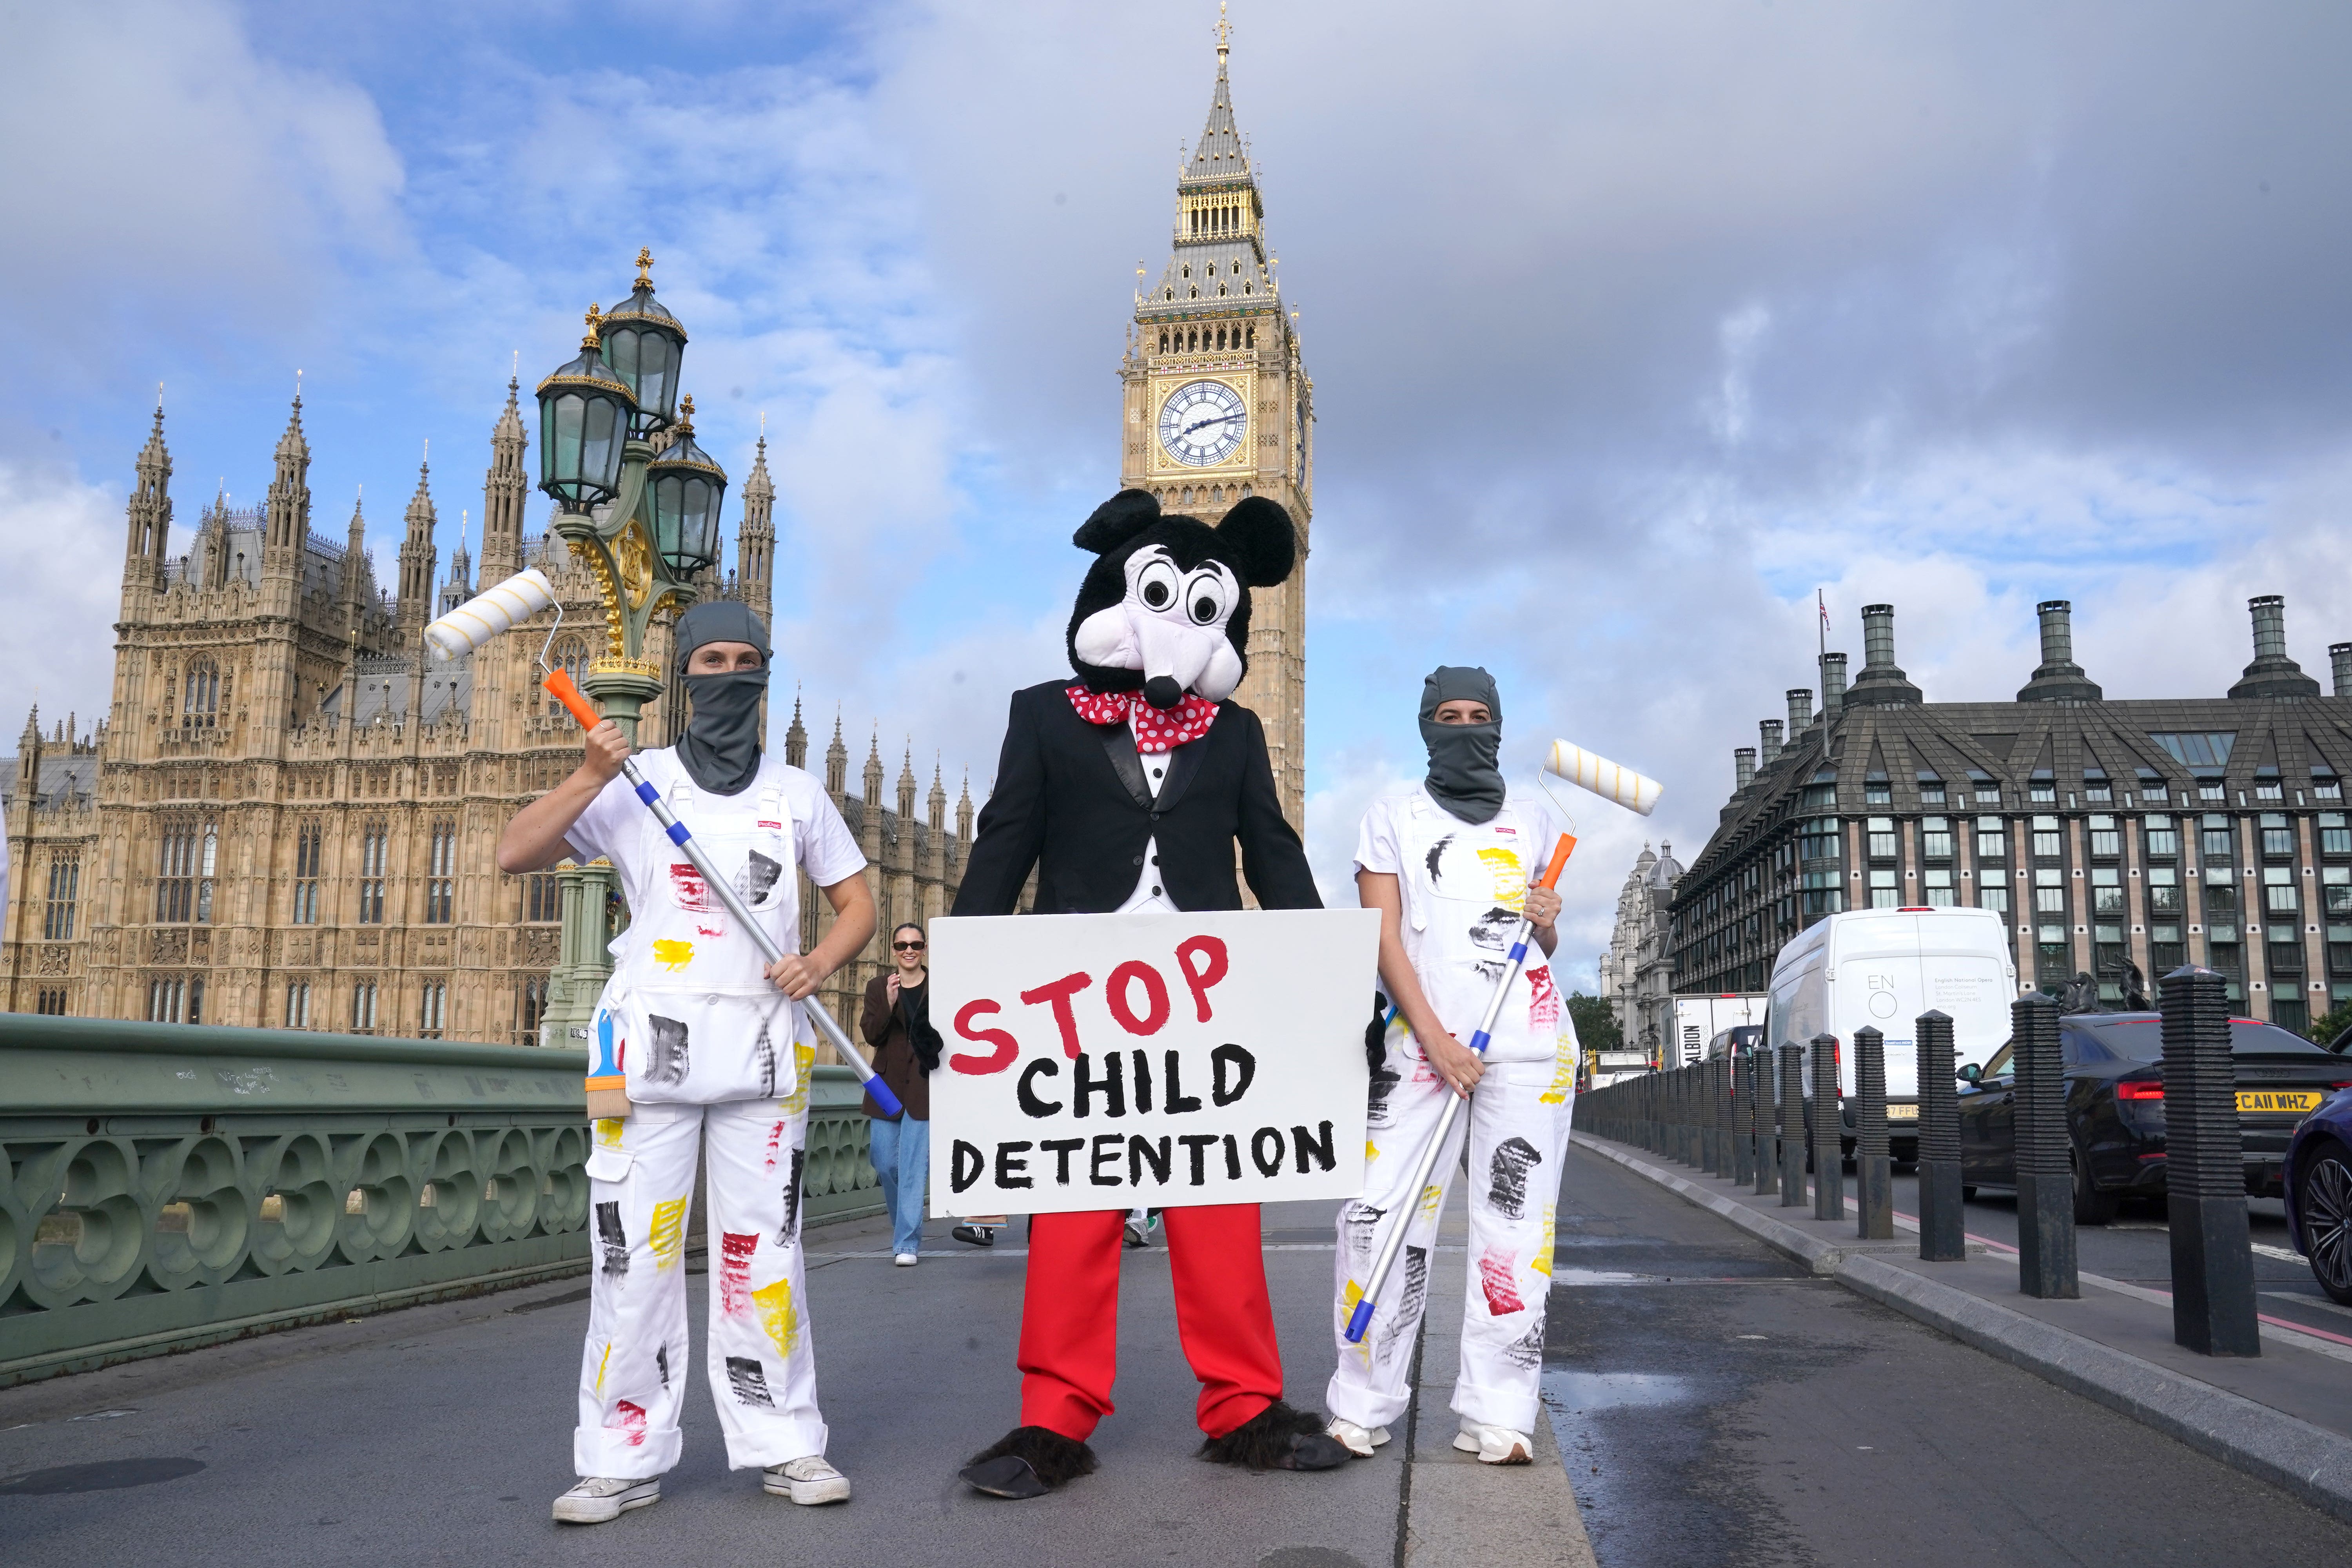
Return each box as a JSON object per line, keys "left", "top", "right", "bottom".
{"left": 1067, "top": 488, "right": 1297, "bottom": 710}
{"left": 674, "top": 600, "right": 771, "bottom": 796}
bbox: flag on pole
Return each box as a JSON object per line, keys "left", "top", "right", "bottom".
{"left": 1818, "top": 590, "right": 1831, "bottom": 633}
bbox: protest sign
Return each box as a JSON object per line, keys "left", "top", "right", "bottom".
{"left": 927, "top": 908, "right": 1378, "bottom": 1216}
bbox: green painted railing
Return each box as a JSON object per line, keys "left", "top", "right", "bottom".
{"left": 0, "top": 1015, "right": 884, "bottom": 1387}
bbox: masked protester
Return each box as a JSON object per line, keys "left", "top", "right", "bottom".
{"left": 1322, "top": 666, "right": 1580, "bottom": 1467}
{"left": 495, "top": 600, "right": 878, "bottom": 1523}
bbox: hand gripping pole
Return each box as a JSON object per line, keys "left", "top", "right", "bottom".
{"left": 544, "top": 668, "right": 903, "bottom": 1117}
{"left": 1344, "top": 833, "right": 1574, "bottom": 1343}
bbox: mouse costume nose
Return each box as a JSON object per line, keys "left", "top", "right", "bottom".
{"left": 1143, "top": 675, "right": 1184, "bottom": 710}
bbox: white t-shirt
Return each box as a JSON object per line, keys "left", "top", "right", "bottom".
{"left": 566, "top": 748, "right": 866, "bottom": 917}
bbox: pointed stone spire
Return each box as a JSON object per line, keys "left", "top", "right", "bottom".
{"left": 17, "top": 704, "right": 41, "bottom": 801}
{"left": 928, "top": 758, "right": 947, "bottom": 832}
{"left": 397, "top": 447, "right": 437, "bottom": 635}
{"left": 897, "top": 742, "right": 918, "bottom": 819}
{"left": 956, "top": 770, "right": 974, "bottom": 841}
{"left": 864, "top": 728, "right": 886, "bottom": 808}
{"left": 784, "top": 688, "right": 808, "bottom": 770}
{"left": 825, "top": 710, "right": 847, "bottom": 795}
{"left": 123, "top": 391, "right": 172, "bottom": 592}
{"left": 443, "top": 508, "right": 474, "bottom": 615}
{"left": 1147, "top": 7, "right": 1279, "bottom": 339}
{"left": 481, "top": 373, "right": 528, "bottom": 580}
{"left": 737, "top": 421, "right": 775, "bottom": 630}
{"left": 263, "top": 387, "right": 311, "bottom": 564}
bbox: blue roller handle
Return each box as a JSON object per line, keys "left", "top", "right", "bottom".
{"left": 619, "top": 759, "right": 903, "bottom": 1118}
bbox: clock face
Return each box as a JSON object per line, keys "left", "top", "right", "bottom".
{"left": 1158, "top": 379, "right": 1248, "bottom": 468}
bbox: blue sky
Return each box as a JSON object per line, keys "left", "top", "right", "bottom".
{"left": 9, "top": 1, "right": 2352, "bottom": 987}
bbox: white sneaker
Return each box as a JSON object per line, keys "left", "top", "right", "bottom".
{"left": 1325, "top": 1417, "right": 1391, "bottom": 1457}
{"left": 763, "top": 1455, "right": 852, "bottom": 1505}
{"left": 1453, "top": 1421, "right": 1534, "bottom": 1465}
{"left": 893, "top": 1252, "right": 919, "bottom": 1267}
{"left": 552, "top": 1475, "right": 660, "bottom": 1523}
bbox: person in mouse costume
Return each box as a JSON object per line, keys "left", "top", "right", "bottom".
{"left": 496, "top": 601, "right": 878, "bottom": 1524}
{"left": 951, "top": 488, "right": 1354, "bottom": 1498}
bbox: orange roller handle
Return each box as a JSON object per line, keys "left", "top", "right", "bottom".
{"left": 543, "top": 668, "right": 604, "bottom": 734}
{"left": 1539, "top": 833, "right": 1577, "bottom": 889}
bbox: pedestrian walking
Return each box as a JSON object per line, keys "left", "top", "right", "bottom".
{"left": 862, "top": 921, "right": 941, "bottom": 1265}
{"left": 497, "top": 602, "right": 877, "bottom": 1523}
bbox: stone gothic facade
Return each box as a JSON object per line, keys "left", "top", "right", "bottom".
{"left": 1, "top": 387, "right": 971, "bottom": 1047}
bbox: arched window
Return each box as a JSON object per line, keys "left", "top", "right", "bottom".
{"left": 548, "top": 636, "right": 590, "bottom": 693}
{"left": 1245, "top": 325, "right": 1256, "bottom": 347}
{"left": 1210, "top": 486, "right": 1223, "bottom": 505}
{"left": 183, "top": 660, "right": 219, "bottom": 728}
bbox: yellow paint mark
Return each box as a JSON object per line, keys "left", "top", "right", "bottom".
{"left": 652, "top": 938, "right": 694, "bottom": 972}
{"left": 1366, "top": 1140, "right": 1380, "bottom": 1163}
{"left": 779, "top": 1040, "right": 818, "bottom": 1113}
{"left": 1476, "top": 846, "right": 1526, "bottom": 910}
{"left": 650, "top": 1197, "right": 688, "bottom": 1270}
{"left": 1343, "top": 1278, "right": 1364, "bottom": 1312}
{"left": 1417, "top": 1184, "right": 1442, "bottom": 1223}
{"left": 594, "top": 1117, "right": 625, "bottom": 1147}
{"left": 753, "top": 1276, "right": 800, "bottom": 1358}
{"left": 592, "top": 1341, "right": 612, "bottom": 1397}
{"left": 1532, "top": 1202, "right": 1557, "bottom": 1277}
{"left": 1540, "top": 1038, "right": 1577, "bottom": 1105}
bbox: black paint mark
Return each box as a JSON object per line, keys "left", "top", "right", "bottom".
{"left": 595, "top": 1201, "right": 628, "bottom": 1278}
{"left": 742, "top": 850, "right": 784, "bottom": 904}
{"left": 1500, "top": 1319, "right": 1546, "bottom": 1370}
{"left": 1426, "top": 835, "right": 1453, "bottom": 884}
{"left": 1378, "top": 1245, "right": 1429, "bottom": 1357}
{"left": 646, "top": 1014, "right": 690, "bottom": 1086}
{"left": 1367, "top": 1062, "right": 1402, "bottom": 1127}
{"left": 0, "top": 1458, "right": 206, "bottom": 1494}
{"left": 1487, "top": 1136, "right": 1542, "bottom": 1218}
{"left": 657, "top": 1343, "right": 671, "bottom": 1389}
{"left": 1343, "top": 1202, "right": 1386, "bottom": 1269}
{"left": 726, "top": 1356, "right": 775, "bottom": 1408}
{"left": 779, "top": 1148, "right": 804, "bottom": 1243}
{"left": 754, "top": 1020, "right": 777, "bottom": 1099}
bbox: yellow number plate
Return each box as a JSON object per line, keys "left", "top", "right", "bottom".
{"left": 1885, "top": 1103, "right": 1920, "bottom": 1120}
{"left": 2236, "top": 1089, "right": 2323, "bottom": 1115}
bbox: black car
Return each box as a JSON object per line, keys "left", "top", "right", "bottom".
{"left": 1955, "top": 1012, "right": 2352, "bottom": 1223}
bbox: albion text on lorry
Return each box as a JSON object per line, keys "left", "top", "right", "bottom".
{"left": 927, "top": 909, "right": 1379, "bottom": 1216}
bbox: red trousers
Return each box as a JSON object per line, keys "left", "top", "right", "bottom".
{"left": 1017, "top": 1203, "right": 1283, "bottom": 1442}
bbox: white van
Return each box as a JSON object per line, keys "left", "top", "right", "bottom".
{"left": 1671, "top": 994, "right": 1766, "bottom": 1067}
{"left": 1764, "top": 907, "right": 2018, "bottom": 1157}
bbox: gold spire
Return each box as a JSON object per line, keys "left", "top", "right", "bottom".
{"left": 634, "top": 247, "right": 654, "bottom": 287}
{"left": 581, "top": 304, "right": 603, "bottom": 348}
{"left": 1215, "top": 0, "right": 1231, "bottom": 63}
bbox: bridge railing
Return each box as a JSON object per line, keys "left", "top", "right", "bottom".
{"left": 0, "top": 1014, "right": 884, "bottom": 1387}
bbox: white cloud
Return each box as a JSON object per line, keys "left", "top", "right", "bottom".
{"left": 0, "top": 461, "right": 123, "bottom": 735}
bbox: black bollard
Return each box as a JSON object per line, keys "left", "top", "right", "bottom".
{"left": 1916, "top": 1010, "right": 1965, "bottom": 1261}
{"left": 1750, "top": 1048, "right": 1777, "bottom": 1196}
{"left": 1854, "top": 1025, "right": 1893, "bottom": 1240}
{"left": 1732, "top": 1049, "right": 1755, "bottom": 1186}
{"left": 1700, "top": 1062, "right": 1720, "bottom": 1175}
{"left": 2012, "top": 994, "right": 2079, "bottom": 1298}
{"left": 1684, "top": 1065, "right": 1701, "bottom": 1167}
{"left": 2160, "top": 965, "right": 2260, "bottom": 1355}
{"left": 1713, "top": 1057, "right": 1732, "bottom": 1176}
{"left": 1777, "top": 1042, "right": 1807, "bottom": 1206}
{"left": 1810, "top": 1033, "right": 1844, "bottom": 1220}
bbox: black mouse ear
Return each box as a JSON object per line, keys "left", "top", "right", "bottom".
{"left": 1214, "top": 496, "right": 1297, "bottom": 586}
{"left": 1073, "top": 489, "right": 1161, "bottom": 555}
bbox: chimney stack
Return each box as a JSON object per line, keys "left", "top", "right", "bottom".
{"left": 1735, "top": 747, "right": 1756, "bottom": 791}
{"left": 1759, "top": 719, "right": 1783, "bottom": 766}
{"left": 1786, "top": 687, "right": 1813, "bottom": 735}
{"left": 2016, "top": 598, "right": 2102, "bottom": 702}
{"left": 2228, "top": 594, "right": 2322, "bottom": 700}
{"left": 2331, "top": 642, "right": 2352, "bottom": 697}
{"left": 1843, "top": 603, "right": 1923, "bottom": 706}
{"left": 1820, "top": 651, "right": 1847, "bottom": 716}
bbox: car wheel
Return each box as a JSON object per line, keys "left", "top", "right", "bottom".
{"left": 2072, "top": 1150, "right": 2119, "bottom": 1226}
{"left": 2296, "top": 1142, "right": 2352, "bottom": 1308}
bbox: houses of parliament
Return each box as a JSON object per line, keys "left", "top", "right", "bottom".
{"left": 0, "top": 26, "right": 1313, "bottom": 1046}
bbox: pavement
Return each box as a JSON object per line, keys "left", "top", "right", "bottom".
{"left": 1579, "top": 1131, "right": 2352, "bottom": 1528}
{"left": 0, "top": 1191, "right": 1586, "bottom": 1568}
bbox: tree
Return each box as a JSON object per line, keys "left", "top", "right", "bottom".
{"left": 1568, "top": 991, "right": 1621, "bottom": 1053}
{"left": 2303, "top": 999, "right": 2352, "bottom": 1051}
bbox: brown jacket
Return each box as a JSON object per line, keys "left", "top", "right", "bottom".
{"left": 859, "top": 971, "right": 932, "bottom": 1121}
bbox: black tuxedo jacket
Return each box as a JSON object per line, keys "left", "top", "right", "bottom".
{"left": 952, "top": 681, "right": 1322, "bottom": 916}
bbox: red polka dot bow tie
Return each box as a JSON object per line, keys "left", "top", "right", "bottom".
{"left": 1066, "top": 684, "right": 1220, "bottom": 753}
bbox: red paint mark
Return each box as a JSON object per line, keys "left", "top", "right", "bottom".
{"left": 1527, "top": 964, "right": 1561, "bottom": 1034}
{"left": 669, "top": 862, "right": 714, "bottom": 909}
{"left": 612, "top": 1399, "right": 647, "bottom": 1445}
{"left": 1478, "top": 1247, "right": 1525, "bottom": 1314}
{"left": 764, "top": 1121, "right": 786, "bottom": 1170}
{"left": 719, "top": 1231, "right": 759, "bottom": 1316}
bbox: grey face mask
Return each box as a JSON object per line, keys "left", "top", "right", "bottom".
{"left": 677, "top": 669, "right": 768, "bottom": 795}
{"left": 1419, "top": 664, "right": 1503, "bottom": 825}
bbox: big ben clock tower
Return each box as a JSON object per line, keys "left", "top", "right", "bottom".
{"left": 1121, "top": 9, "right": 1312, "bottom": 829}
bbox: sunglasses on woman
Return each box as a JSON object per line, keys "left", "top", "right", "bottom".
{"left": 893, "top": 940, "right": 926, "bottom": 952}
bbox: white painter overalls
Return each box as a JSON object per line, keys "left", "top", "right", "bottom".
{"left": 1327, "top": 791, "right": 1581, "bottom": 1436}
{"left": 573, "top": 754, "right": 827, "bottom": 1479}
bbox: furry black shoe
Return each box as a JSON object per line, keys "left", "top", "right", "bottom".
{"left": 959, "top": 1425, "right": 1098, "bottom": 1499}
{"left": 1198, "top": 1399, "right": 1353, "bottom": 1472}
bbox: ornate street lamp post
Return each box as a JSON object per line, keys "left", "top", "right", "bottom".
{"left": 532, "top": 250, "right": 728, "bottom": 1043}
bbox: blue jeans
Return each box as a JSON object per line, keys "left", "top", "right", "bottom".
{"left": 867, "top": 1114, "right": 930, "bottom": 1257}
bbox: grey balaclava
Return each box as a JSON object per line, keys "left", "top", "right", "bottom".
{"left": 674, "top": 601, "right": 771, "bottom": 796}
{"left": 1419, "top": 665, "right": 1504, "bottom": 824}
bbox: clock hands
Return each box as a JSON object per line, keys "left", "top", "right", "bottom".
{"left": 1178, "top": 411, "right": 1241, "bottom": 438}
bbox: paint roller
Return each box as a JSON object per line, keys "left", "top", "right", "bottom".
{"left": 424, "top": 568, "right": 559, "bottom": 661}
{"left": 1342, "top": 737, "right": 1662, "bottom": 1344}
